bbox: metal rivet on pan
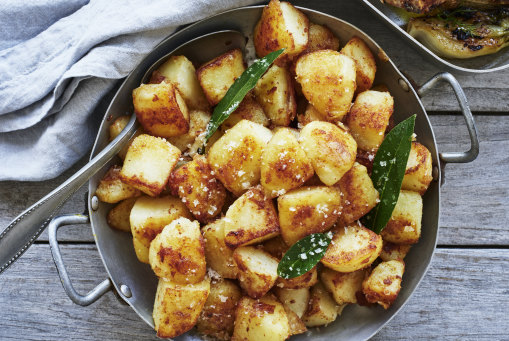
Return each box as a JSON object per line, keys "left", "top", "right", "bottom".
{"left": 432, "top": 166, "right": 439, "bottom": 181}
{"left": 120, "top": 284, "right": 132, "bottom": 298}
{"left": 399, "top": 78, "right": 409, "bottom": 92}
{"left": 91, "top": 196, "right": 99, "bottom": 211}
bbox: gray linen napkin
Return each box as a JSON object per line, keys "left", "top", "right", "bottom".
{"left": 0, "top": 0, "right": 258, "bottom": 181}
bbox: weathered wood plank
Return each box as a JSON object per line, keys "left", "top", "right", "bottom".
{"left": 0, "top": 245, "right": 507, "bottom": 340}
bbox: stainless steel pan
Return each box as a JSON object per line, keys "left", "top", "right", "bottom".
{"left": 47, "top": 5, "right": 479, "bottom": 340}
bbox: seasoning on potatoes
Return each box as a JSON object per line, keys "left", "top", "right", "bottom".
{"left": 202, "top": 218, "right": 238, "bottom": 279}
{"left": 362, "top": 259, "right": 405, "bottom": 309}
{"left": 301, "top": 282, "right": 340, "bottom": 327}
{"left": 320, "top": 267, "right": 367, "bottom": 305}
{"left": 402, "top": 142, "right": 433, "bottom": 195}
{"left": 381, "top": 190, "right": 423, "bottom": 245}
{"left": 95, "top": 165, "right": 140, "bottom": 204}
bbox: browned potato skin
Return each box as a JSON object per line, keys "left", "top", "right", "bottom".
{"left": 320, "top": 267, "right": 367, "bottom": 305}
{"left": 107, "top": 197, "right": 137, "bottom": 232}
{"left": 306, "top": 23, "right": 340, "bottom": 52}
{"left": 232, "top": 295, "right": 291, "bottom": 341}
{"left": 168, "top": 155, "right": 226, "bottom": 223}
{"left": 254, "top": 64, "right": 296, "bottom": 126}
{"left": 132, "top": 82, "right": 189, "bottom": 138}
{"left": 340, "top": 36, "right": 377, "bottom": 94}
{"left": 381, "top": 190, "right": 423, "bottom": 245}
{"left": 153, "top": 277, "right": 210, "bottom": 338}
{"left": 196, "top": 279, "right": 242, "bottom": 340}
{"left": 149, "top": 218, "right": 206, "bottom": 284}
{"left": 276, "top": 266, "right": 318, "bottom": 289}
{"left": 402, "top": 142, "right": 433, "bottom": 195}
{"left": 197, "top": 48, "right": 245, "bottom": 105}
{"left": 95, "top": 165, "right": 140, "bottom": 204}
{"left": 336, "top": 162, "right": 379, "bottom": 225}
{"left": 253, "top": 0, "right": 309, "bottom": 64}
{"left": 120, "top": 134, "right": 181, "bottom": 197}
{"left": 362, "top": 260, "right": 405, "bottom": 309}
{"left": 167, "top": 109, "right": 210, "bottom": 152}
{"left": 321, "top": 224, "right": 383, "bottom": 272}
{"left": 302, "top": 282, "right": 339, "bottom": 327}
{"left": 380, "top": 241, "right": 411, "bottom": 262}
{"left": 346, "top": 90, "right": 394, "bottom": 152}
{"left": 202, "top": 218, "right": 238, "bottom": 279}
{"left": 220, "top": 94, "right": 269, "bottom": 133}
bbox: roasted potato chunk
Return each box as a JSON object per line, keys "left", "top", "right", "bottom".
{"left": 260, "top": 128, "right": 314, "bottom": 197}
{"left": 273, "top": 287, "right": 310, "bottom": 318}
{"left": 120, "top": 134, "right": 181, "bottom": 197}
{"left": 220, "top": 94, "right": 269, "bottom": 133}
{"left": 232, "top": 295, "right": 290, "bottom": 341}
{"left": 254, "top": 64, "right": 296, "bottom": 126}
{"left": 402, "top": 142, "right": 433, "bottom": 195}
{"left": 295, "top": 50, "right": 356, "bottom": 121}
{"left": 381, "top": 190, "right": 423, "bottom": 245}
{"left": 108, "top": 115, "right": 143, "bottom": 161}
{"left": 149, "top": 217, "right": 206, "bottom": 284}
{"left": 320, "top": 267, "right": 367, "bottom": 305}
{"left": 284, "top": 305, "right": 307, "bottom": 336}
{"left": 130, "top": 195, "right": 192, "bottom": 263}
{"left": 153, "top": 277, "right": 210, "bottom": 338}
{"left": 168, "top": 155, "right": 226, "bottom": 223}
{"left": 132, "top": 82, "right": 189, "bottom": 138}
{"left": 202, "top": 218, "right": 238, "bottom": 279}
{"left": 380, "top": 241, "right": 412, "bottom": 262}
{"left": 276, "top": 266, "right": 318, "bottom": 289}
{"left": 234, "top": 246, "right": 279, "bottom": 299}
{"left": 208, "top": 120, "right": 273, "bottom": 196}
{"left": 336, "top": 162, "right": 379, "bottom": 224}
{"left": 306, "top": 23, "right": 340, "bottom": 52}
{"left": 149, "top": 55, "right": 209, "bottom": 111}
{"left": 197, "top": 48, "right": 245, "bottom": 105}
{"left": 262, "top": 235, "right": 289, "bottom": 259}
{"left": 197, "top": 279, "right": 242, "bottom": 340}
{"left": 278, "top": 186, "right": 342, "bottom": 245}
{"left": 362, "top": 260, "right": 405, "bottom": 309}
{"left": 95, "top": 165, "right": 140, "bottom": 204}
{"left": 167, "top": 109, "right": 210, "bottom": 152}
{"left": 254, "top": 0, "right": 309, "bottom": 64}
{"left": 299, "top": 121, "right": 357, "bottom": 186}
{"left": 302, "top": 282, "right": 339, "bottom": 327}
{"left": 321, "top": 224, "right": 382, "bottom": 272}
{"left": 297, "top": 103, "right": 329, "bottom": 126}
{"left": 346, "top": 90, "right": 394, "bottom": 151}
{"left": 107, "top": 197, "right": 137, "bottom": 232}
{"left": 340, "top": 36, "right": 376, "bottom": 94}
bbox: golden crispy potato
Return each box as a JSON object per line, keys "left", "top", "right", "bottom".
{"left": 197, "top": 48, "right": 245, "bottom": 105}
{"left": 283, "top": 305, "right": 307, "bottom": 336}
{"left": 299, "top": 121, "right": 357, "bottom": 186}
{"left": 321, "top": 224, "right": 382, "bottom": 272}
{"left": 336, "top": 162, "right": 379, "bottom": 224}
{"left": 202, "top": 218, "right": 238, "bottom": 279}
{"left": 276, "top": 266, "right": 318, "bottom": 289}
{"left": 320, "top": 267, "right": 367, "bottom": 305}
{"left": 149, "top": 55, "right": 209, "bottom": 111}
{"left": 168, "top": 155, "right": 226, "bottom": 223}
{"left": 278, "top": 186, "right": 342, "bottom": 245}
{"left": 381, "top": 190, "right": 423, "bottom": 245}
{"left": 346, "top": 90, "right": 394, "bottom": 151}
{"left": 234, "top": 246, "right": 279, "bottom": 299}
{"left": 220, "top": 93, "right": 269, "bottom": 133}
{"left": 130, "top": 195, "right": 192, "bottom": 263}
{"left": 153, "top": 277, "right": 210, "bottom": 338}
{"left": 117, "top": 127, "right": 144, "bottom": 161}
{"left": 149, "top": 217, "right": 206, "bottom": 284}
{"left": 340, "top": 36, "right": 377, "bottom": 94}
{"left": 254, "top": 0, "right": 309, "bottom": 64}
{"left": 208, "top": 120, "right": 273, "bottom": 196}
{"left": 297, "top": 103, "right": 329, "bottom": 126}
{"left": 262, "top": 235, "right": 289, "bottom": 259}
{"left": 295, "top": 50, "right": 356, "bottom": 121}
{"left": 273, "top": 287, "right": 310, "bottom": 318}
{"left": 260, "top": 128, "right": 314, "bottom": 197}
{"left": 107, "top": 197, "right": 137, "bottom": 232}
{"left": 402, "top": 142, "right": 433, "bottom": 195}
{"left": 120, "top": 134, "right": 181, "bottom": 197}
{"left": 224, "top": 186, "right": 280, "bottom": 248}
{"left": 302, "top": 282, "right": 339, "bottom": 327}
{"left": 232, "top": 295, "right": 290, "bottom": 341}
{"left": 362, "top": 260, "right": 405, "bottom": 309}
{"left": 254, "top": 64, "right": 296, "bottom": 126}
{"left": 95, "top": 165, "right": 140, "bottom": 204}
{"left": 306, "top": 23, "right": 340, "bottom": 52}
{"left": 196, "top": 279, "right": 242, "bottom": 340}
{"left": 132, "top": 82, "right": 189, "bottom": 138}
{"left": 108, "top": 115, "right": 130, "bottom": 141}
{"left": 167, "top": 109, "right": 210, "bottom": 152}
{"left": 380, "top": 241, "right": 412, "bottom": 262}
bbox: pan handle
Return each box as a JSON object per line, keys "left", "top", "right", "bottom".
{"left": 417, "top": 72, "right": 479, "bottom": 164}
{"left": 49, "top": 214, "right": 112, "bottom": 306}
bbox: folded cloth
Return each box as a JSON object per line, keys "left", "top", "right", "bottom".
{"left": 0, "top": 0, "right": 258, "bottom": 181}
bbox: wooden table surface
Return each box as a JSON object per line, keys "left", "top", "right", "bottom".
{"left": 1, "top": 1, "right": 508, "bottom": 340}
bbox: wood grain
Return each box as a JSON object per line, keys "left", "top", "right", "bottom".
{"left": 0, "top": 245, "right": 507, "bottom": 340}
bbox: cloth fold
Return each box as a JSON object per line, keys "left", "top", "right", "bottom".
{"left": 0, "top": 0, "right": 258, "bottom": 181}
